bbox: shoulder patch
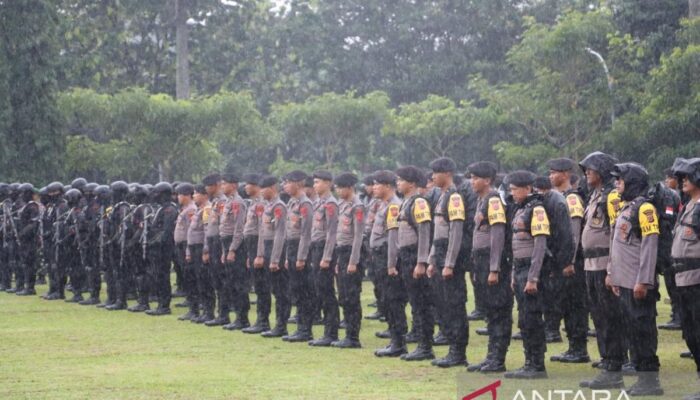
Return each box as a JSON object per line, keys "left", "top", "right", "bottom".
{"left": 325, "top": 202, "right": 336, "bottom": 217}
{"left": 355, "top": 207, "right": 364, "bottom": 222}
{"left": 566, "top": 193, "right": 584, "bottom": 219}
{"left": 487, "top": 197, "right": 507, "bottom": 225}
{"left": 273, "top": 205, "right": 283, "bottom": 220}
{"left": 413, "top": 198, "right": 432, "bottom": 224}
{"left": 386, "top": 204, "right": 400, "bottom": 230}
{"left": 607, "top": 190, "right": 623, "bottom": 226}
{"left": 531, "top": 205, "right": 551, "bottom": 236}
{"left": 639, "top": 202, "right": 660, "bottom": 237}
{"left": 202, "top": 206, "right": 211, "bottom": 224}
{"left": 447, "top": 193, "right": 466, "bottom": 221}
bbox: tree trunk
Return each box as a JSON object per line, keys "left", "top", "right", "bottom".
{"left": 175, "top": 0, "right": 190, "bottom": 100}
{"left": 691, "top": 0, "right": 700, "bottom": 18}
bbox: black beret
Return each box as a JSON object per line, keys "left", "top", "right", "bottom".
{"left": 334, "top": 172, "right": 358, "bottom": 188}
{"left": 222, "top": 173, "right": 240, "bottom": 184}
{"left": 506, "top": 170, "right": 536, "bottom": 187}
{"left": 362, "top": 173, "right": 376, "bottom": 186}
{"left": 395, "top": 165, "right": 423, "bottom": 184}
{"left": 176, "top": 182, "right": 194, "bottom": 195}
{"left": 312, "top": 170, "right": 333, "bottom": 181}
{"left": 546, "top": 158, "right": 576, "bottom": 172}
{"left": 468, "top": 161, "right": 498, "bottom": 180}
{"left": 533, "top": 176, "right": 552, "bottom": 190}
{"left": 194, "top": 184, "right": 207, "bottom": 194}
{"left": 373, "top": 170, "right": 397, "bottom": 186}
{"left": 259, "top": 175, "right": 278, "bottom": 189}
{"left": 304, "top": 176, "right": 314, "bottom": 188}
{"left": 202, "top": 173, "right": 221, "bottom": 186}
{"left": 285, "top": 170, "right": 308, "bottom": 183}
{"left": 429, "top": 157, "right": 457, "bottom": 173}
{"left": 243, "top": 173, "right": 261, "bottom": 186}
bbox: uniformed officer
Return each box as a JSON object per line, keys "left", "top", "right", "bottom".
{"left": 371, "top": 170, "right": 406, "bottom": 357}
{"left": 242, "top": 174, "right": 271, "bottom": 334}
{"left": 578, "top": 152, "right": 627, "bottom": 389}
{"left": 173, "top": 183, "right": 197, "bottom": 320}
{"left": 363, "top": 173, "right": 385, "bottom": 321}
{"left": 607, "top": 163, "right": 663, "bottom": 396}
{"left": 102, "top": 182, "right": 129, "bottom": 310}
{"left": 547, "top": 158, "right": 590, "bottom": 362}
{"left": 221, "top": 174, "right": 250, "bottom": 330}
{"left": 503, "top": 171, "right": 549, "bottom": 379}
{"left": 331, "top": 172, "right": 365, "bottom": 349}
{"left": 91, "top": 185, "right": 113, "bottom": 307}
{"left": 64, "top": 188, "right": 88, "bottom": 303}
{"left": 202, "top": 173, "right": 230, "bottom": 326}
{"left": 45, "top": 183, "right": 70, "bottom": 300}
{"left": 144, "top": 182, "right": 177, "bottom": 316}
{"left": 126, "top": 185, "right": 154, "bottom": 313}
{"left": 670, "top": 158, "right": 700, "bottom": 400}
{"left": 308, "top": 170, "right": 341, "bottom": 347}
{"left": 426, "top": 157, "right": 469, "bottom": 368}
{"left": 16, "top": 183, "right": 40, "bottom": 296}
{"left": 279, "top": 170, "right": 314, "bottom": 342}
{"left": 467, "top": 161, "right": 513, "bottom": 373}
{"left": 185, "top": 184, "right": 211, "bottom": 322}
{"left": 254, "top": 176, "right": 289, "bottom": 338}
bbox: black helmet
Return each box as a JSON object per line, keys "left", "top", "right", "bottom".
{"left": 18, "top": 183, "right": 35, "bottom": 203}
{"left": 95, "top": 185, "right": 111, "bottom": 205}
{"left": 85, "top": 182, "right": 98, "bottom": 194}
{"left": 672, "top": 157, "right": 700, "bottom": 187}
{"left": 9, "top": 183, "right": 20, "bottom": 200}
{"left": 110, "top": 180, "right": 129, "bottom": 203}
{"left": 47, "top": 181, "right": 64, "bottom": 194}
{"left": 65, "top": 188, "right": 82, "bottom": 207}
{"left": 132, "top": 184, "right": 149, "bottom": 204}
{"left": 611, "top": 162, "right": 649, "bottom": 201}
{"left": 71, "top": 178, "right": 88, "bottom": 192}
{"left": 0, "top": 183, "right": 9, "bottom": 199}
{"left": 39, "top": 186, "right": 49, "bottom": 204}
{"left": 579, "top": 152, "right": 618, "bottom": 181}
{"left": 153, "top": 182, "right": 173, "bottom": 197}
{"left": 63, "top": 184, "right": 72, "bottom": 192}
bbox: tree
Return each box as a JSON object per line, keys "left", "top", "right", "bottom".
{"left": 0, "top": 0, "right": 62, "bottom": 183}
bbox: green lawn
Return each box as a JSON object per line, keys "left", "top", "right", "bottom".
{"left": 0, "top": 277, "right": 697, "bottom": 400}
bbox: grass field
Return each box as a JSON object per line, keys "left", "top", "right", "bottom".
{"left": 0, "top": 277, "right": 698, "bottom": 400}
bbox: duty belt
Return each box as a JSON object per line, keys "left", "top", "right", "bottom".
{"left": 672, "top": 258, "right": 700, "bottom": 274}
{"left": 582, "top": 247, "right": 609, "bottom": 259}
{"left": 513, "top": 257, "right": 531, "bottom": 269}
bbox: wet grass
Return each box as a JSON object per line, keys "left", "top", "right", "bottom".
{"left": 0, "top": 277, "right": 696, "bottom": 400}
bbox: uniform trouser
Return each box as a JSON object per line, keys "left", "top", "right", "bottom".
{"left": 67, "top": 247, "right": 86, "bottom": 296}
{"left": 287, "top": 239, "right": 314, "bottom": 333}
{"left": 473, "top": 249, "right": 513, "bottom": 363}
{"left": 105, "top": 244, "right": 120, "bottom": 303}
{"left": 399, "top": 245, "right": 433, "bottom": 347}
{"left": 189, "top": 244, "right": 212, "bottom": 314}
{"left": 85, "top": 245, "right": 101, "bottom": 299}
{"left": 53, "top": 248, "right": 69, "bottom": 296}
{"left": 662, "top": 263, "right": 680, "bottom": 321}
{"left": 384, "top": 254, "right": 408, "bottom": 344}
{"left": 117, "top": 248, "right": 138, "bottom": 304}
{"left": 585, "top": 268, "right": 625, "bottom": 370}
{"left": 678, "top": 283, "right": 700, "bottom": 371}
{"left": 543, "top": 263, "right": 564, "bottom": 334}
{"left": 44, "top": 245, "right": 56, "bottom": 293}
{"left": 175, "top": 242, "right": 196, "bottom": 312}
{"left": 336, "top": 245, "right": 363, "bottom": 340}
{"left": 148, "top": 246, "right": 173, "bottom": 309}
{"left": 221, "top": 236, "right": 249, "bottom": 321}
{"left": 618, "top": 286, "right": 660, "bottom": 372}
{"left": 559, "top": 261, "right": 588, "bottom": 352}
{"left": 265, "top": 239, "right": 289, "bottom": 329}
{"left": 471, "top": 260, "right": 487, "bottom": 316}
{"left": 248, "top": 236, "right": 271, "bottom": 325}
{"left": 513, "top": 258, "right": 546, "bottom": 368}
{"left": 173, "top": 249, "right": 183, "bottom": 292}
{"left": 206, "top": 237, "right": 226, "bottom": 317}
{"left": 311, "top": 241, "right": 339, "bottom": 339}
{"left": 0, "top": 244, "right": 8, "bottom": 288}
{"left": 431, "top": 240, "right": 468, "bottom": 354}
{"left": 370, "top": 246, "right": 387, "bottom": 316}
{"left": 19, "top": 242, "right": 37, "bottom": 291}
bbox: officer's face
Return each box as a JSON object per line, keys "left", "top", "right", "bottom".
{"left": 509, "top": 185, "right": 530, "bottom": 204}
{"left": 470, "top": 176, "right": 490, "bottom": 193}
{"left": 194, "top": 192, "right": 206, "bottom": 206}
{"left": 585, "top": 169, "right": 601, "bottom": 187}
{"left": 373, "top": 183, "right": 388, "bottom": 199}
{"left": 245, "top": 184, "right": 259, "bottom": 197}
{"left": 205, "top": 183, "right": 220, "bottom": 197}
{"left": 313, "top": 179, "right": 330, "bottom": 195}
{"left": 222, "top": 182, "right": 236, "bottom": 196}
{"left": 665, "top": 176, "right": 678, "bottom": 190}
{"left": 177, "top": 193, "right": 190, "bottom": 206}
{"left": 615, "top": 178, "right": 625, "bottom": 195}
{"left": 682, "top": 177, "right": 698, "bottom": 195}
{"left": 336, "top": 186, "right": 353, "bottom": 200}
{"left": 549, "top": 170, "right": 568, "bottom": 187}
{"left": 261, "top": 186, "right": 275, "bottom": 200}
{"left": 396, "top": 178, "right": 412, "bottom": 195}
{"left": 284, "top": 181, "right": 301, "bottom": 196}
{"left": 432, "top": 172, "right": 450, "bottom": 187}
